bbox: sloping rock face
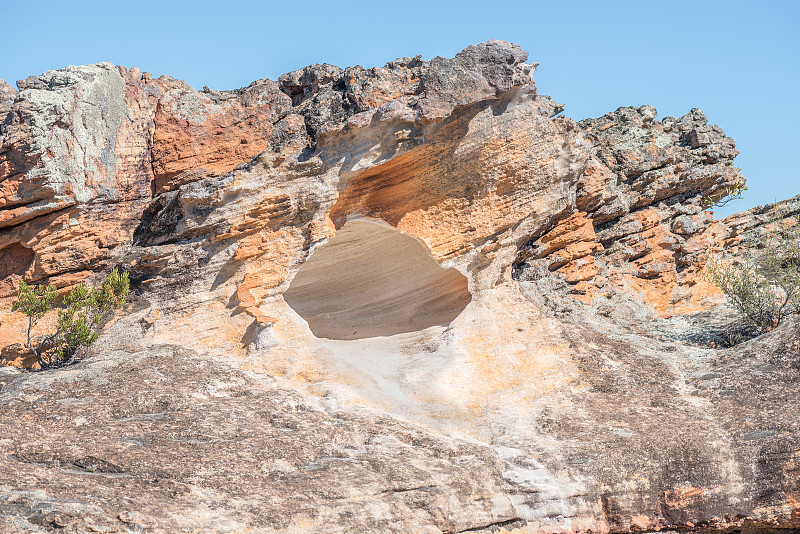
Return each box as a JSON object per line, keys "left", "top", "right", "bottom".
{"left": 710, "top": 194, "right": 800, "bottom": 258}
{"left": 0, "top": 42, "right": 798, "bottom": 533}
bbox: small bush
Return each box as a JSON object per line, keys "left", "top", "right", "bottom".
{"left": 700, "top": 182, "right": 747, "bottom": 211}
{"left": 704, "top": 216, "right": 800, "bottom": 339}
{"left": 10, "top": 268, "right": 130, "bottom": 368}
{"left": 11, "top": 281, "right": 58, "bottom": 364}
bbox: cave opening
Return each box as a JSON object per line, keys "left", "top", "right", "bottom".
{"left": 283, "top": 219, "right": 472, "bottom": 340}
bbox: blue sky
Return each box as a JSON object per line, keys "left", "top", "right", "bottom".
{"left": 2, "top": 0, "right": 798, "bottom": 217}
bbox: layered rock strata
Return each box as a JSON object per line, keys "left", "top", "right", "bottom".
{"left": 514, "top": 105, "right": 747, "bottom": 315}
{"left": 0, "top": 42, "right": 798, "bottom": 533}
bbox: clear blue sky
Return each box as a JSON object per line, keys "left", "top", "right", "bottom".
{"left": 2, "top": 0, "right": 798, "bottom": 217}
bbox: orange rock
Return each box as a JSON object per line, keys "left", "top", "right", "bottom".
{"left": 0, "top": 344, "right": 37, "bottom": 368}
{"left": 530, "top": 212, "right": 604, "bottom": 287}
{"left": 630, "top": 515, "right": 651, "bottom": 530}
{"left": 0, "top": 243, "right": 34, "bottom": 299}
{"left": 576, "top": 157, "right": 619, "bottom": 216}
{"left": 326, "top": 96, "right": 586, "bottom": 262}
{"left": 537, "top": 212, "right": 597, "bottom": 258}
{"left": 633, "top": 207, "right": 661, "bottom": 230}
{"left": 234, "top": 229, "right": 306, "bottom": 315}
{"left": 558, "top": 256, "right": 599, "bottom": 283}
{"left": 150, "top": 78, "right": 291, "bottom": 194}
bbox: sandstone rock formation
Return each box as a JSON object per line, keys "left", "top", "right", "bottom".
{"left": 514, "top": 105, "right": 746, "bottom": 316}
{"left": 282, "top": 219, "right": 472, "bottom": 340}
{"left": 0, "top": 42, "right": 798, "bottom": 533}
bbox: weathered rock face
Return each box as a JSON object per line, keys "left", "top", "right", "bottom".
{"left": 514, "top": 105, "right": 746, "bottom": 316}
{"left": 0, "top": 81, "right": 15, "bottom": 120}
{"left": 150, "top": 76, "right": 292, "bottom": 194}
{"left": 0, "top": 42, "right": 798, "bottom": 533}
{"left": 710, "top": 194, "right": 800, "bottom": 257}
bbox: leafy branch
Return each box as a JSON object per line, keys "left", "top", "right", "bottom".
{"left": 701, "top": 182, "right": 747, "bottom": 211}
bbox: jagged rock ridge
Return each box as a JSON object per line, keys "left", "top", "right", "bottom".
{"left": 0, "top": 41, "right": 798, "bottom": 533}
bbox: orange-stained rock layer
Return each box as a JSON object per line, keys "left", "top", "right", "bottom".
{"left": 326, "top": 91, "right": 586, "bottom": 261}
{"left": 150, "top": 77, "right": 292, "bottom": 194}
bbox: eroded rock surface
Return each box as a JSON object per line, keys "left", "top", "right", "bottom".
{"left": 283, "top": 219, "right": 472, "bottom": 340}
{"left": 0, "top": 41, "right": 798, "bottom": 533}
{"left": 514, "top": 105, "right": 746, "bottom": 316}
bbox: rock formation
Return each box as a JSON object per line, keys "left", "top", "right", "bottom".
{"left": 515, "top": 105, "right": 746, "bottom": 315}
{"left": 0, "top": 41, "right": 798, "bottom": 533}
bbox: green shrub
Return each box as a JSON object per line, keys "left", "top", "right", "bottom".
{"left": 704, "top": 217, "right": 800, "bottom": 338}
{"left": 10, "top": 268, "right": 130, "bottom": 368}
{"left": 11, "top": 280, "right": 58, "bottom": 365}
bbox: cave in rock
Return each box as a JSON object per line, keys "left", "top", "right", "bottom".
{"left": 283, "top": 219, "right": 472, "bottom": 340}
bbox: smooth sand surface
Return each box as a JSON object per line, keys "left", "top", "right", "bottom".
{"left": 283, "top": 220, "right": 472, "bottom": 340}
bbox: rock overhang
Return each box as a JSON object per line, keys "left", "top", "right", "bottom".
{"left": 0, "top": 41, "right": 798, "bottom": 534}
{"left": 283, "top": 218, "right": 472, "bottom": 340}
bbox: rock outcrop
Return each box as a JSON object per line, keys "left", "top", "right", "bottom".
{"left": 0, "top": 42, "right": 798, "bottom": 533}
{"left": 514, "top": 105, "right": 746, "bottom": 316}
